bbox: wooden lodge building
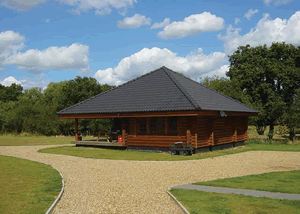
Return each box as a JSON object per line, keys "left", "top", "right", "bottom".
{"left": 57, "top": 66, "right": 259, "bottom": 152}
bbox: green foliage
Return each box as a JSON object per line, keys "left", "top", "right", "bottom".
{"left": 200, "top": 76, "right": 250, "bottom": 104}
{"left": 0, "top": 76, "right": 113, "bottom": 136}
{"left": 0, "top": 83, "right": 23, "bottom": 102}
{"left": 281, "top": 88, "right": 300, "bottom": 141}
{"left": 228, "top": 42, "right": 300, "bottom": 139}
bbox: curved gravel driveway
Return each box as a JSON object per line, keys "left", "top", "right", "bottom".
{"left": 1, "top": 145, "right": 300, "bottom": 214}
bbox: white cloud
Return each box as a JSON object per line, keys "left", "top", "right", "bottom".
{"left": 0, "top": 30, "right": 90, "bottom": 73}
{"left": 20, "top": 74, "right": 51, "bottom": 89}
{"left": 234, "top": 18, "right": 240, "bottom": 25}
{"left": 151, "top": 18, "right": 170, "bottom": 29}
{"left": 59, "top": 0, "right": 137, "bottom": 16}
{"left": 0, "top": 31, "right": 25, "bottom": 66}
{"left": 244, "top": 9, "right": 259, "bottom": 20}
{"left": 263, "top": 0, "right": 292, "bottom": 6}
{"left": 94, "top": 47, "right": 227, "bottom": 85}
{"left": 117, "top": 14, "right": 151, "bottom": 28}
{"left": 4, "top": 43, "right": 90, "bottom": 73}
{"left": 95, "top": 7, "right": 112, "bottom": 15}
{"left": 0, "top": 76, "right": 21, "bottom": 86}
{"left": 157, "top": 12, "right": 225, "bottom": 39}
{"left": 45, "top": 18, "right": 50, "bottom": 23}
{"left": 219, "top": 11, "right": 300, "bottom": 54}
{"left": 69, "top": 9, "right": 81, "bottom": 15}
{"left": 205, "top": 64, "right": 229, "bottom": 78}
{"left": 1, "top": 0, "right": 47, "bottom": 11}
{"left": 0, "top": 74, "right": 51, "bottom": 89}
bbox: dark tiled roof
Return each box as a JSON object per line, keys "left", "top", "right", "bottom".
{"left": 57, "top": 66, "right": 258, "bottom": 115}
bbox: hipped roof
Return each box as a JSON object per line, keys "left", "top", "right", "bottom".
{"left": 57, "top": 66, "right": 258, "bottom": 115}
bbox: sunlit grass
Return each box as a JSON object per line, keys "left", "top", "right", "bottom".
{"left": 170, "top": 189, "right": 300, "bottom": 214}
{"left": 194, "top": 170, "right": 300, "bottom": 194}
{"left": 39, "top": 141, "right": 300, "bottom": 161}
{"left": 0, "top": 135, "right": 75, "bottom": 146}
{"left": 0, "top": 155, "right": 61, "bottom": 214}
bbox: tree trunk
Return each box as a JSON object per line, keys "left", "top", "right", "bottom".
{"left": 268, "top": 124, "right": 274, "bottom": 140}
{"left": 289, "top": 128, "right": 295, "bottom": 141}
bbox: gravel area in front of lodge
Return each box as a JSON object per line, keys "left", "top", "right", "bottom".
{"left": 0, "top": 145, "right": 300, "bottom": 213}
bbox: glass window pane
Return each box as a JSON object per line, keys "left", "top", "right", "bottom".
{"left": 138, "top": 118, "right": 147, "bottom": 133}
{"left": 168, "top": 117, "right": 177, "bottom": 133}
{"left": 150, "top": 117, "right": 165, "bottom": 134}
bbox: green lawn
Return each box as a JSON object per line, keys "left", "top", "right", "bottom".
{"left": 194, "top": 170, "right": 300, "bottom": 194}
{"left": 0, "top": 155, "right": 62, "bottom": 214}
{"left": 38, "top": 142, "right": 300, "bottom": 161}
{"left": 172, "top": 169, "right": 300, "bottom": 213}
{"left": 0, "top": 135, "right": 74, "bottom": 146}
{"left": 170, "top": 189, "right": 300, "bottom": 214}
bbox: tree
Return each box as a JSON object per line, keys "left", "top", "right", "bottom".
{"left": 281, "top": 89, "right": 300, "bottom": 141}
{"left": 227, "top": 42, "right": 300, "bottom": 139}
{"left": 43, "top": 77, "right": 113, "bottom": 135}
{"left": 0, "top": 83, "right": 23, "bottom": 102}
{"left": 0, "top": 76, "right": 114, "bottom": 136}
{"left": 60, "top": 76, "right": 112, "bottom": 109}
{"left": 200, "top": 76, "right": 249, "bottom": 104}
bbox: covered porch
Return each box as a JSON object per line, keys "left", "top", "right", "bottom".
{"left": 60, "top": 110, "right": 257, "bottom": 150}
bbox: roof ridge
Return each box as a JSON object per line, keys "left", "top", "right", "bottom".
{"left": 57, "top": 67, "right": 166, "bottom": 114}
{"left": 162, "top": 66, "right": 201, "bottom": 110}
{"left": 165, "top": 67, "right": 259, "bottom": 113}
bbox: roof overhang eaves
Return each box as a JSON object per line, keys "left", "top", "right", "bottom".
{"left": 58, "top": 109, "right": 259, "bottom": 119}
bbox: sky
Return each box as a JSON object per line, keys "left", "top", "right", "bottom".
{"left": 0, "top": 0, "right": 299, "bottom": 89}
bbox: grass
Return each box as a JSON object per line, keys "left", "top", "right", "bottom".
{"left": 0, "top": 135, "right": 75, "bottom": 146}
{"left": 0, "top": 155, "right": 62, "bottom": 214}
{"left": 170, "top": 189, "right": 300, "bottom": 214}
{"left": 194, "top": 170, "right": 300, "bottom": 194}
{"left": 38, "top": 141, "right": 300, "bottom": 161}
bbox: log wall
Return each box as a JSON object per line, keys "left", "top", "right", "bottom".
{"left": 122, "top": 116, "right": 248, "bottom": 149}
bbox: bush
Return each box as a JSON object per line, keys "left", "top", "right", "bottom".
{"left": 246, "top": 138, "right": 289, "bottom": 145}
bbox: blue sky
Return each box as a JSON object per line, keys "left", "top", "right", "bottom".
{"left": 0, "top": 0, "right": 299, "bottom": 89}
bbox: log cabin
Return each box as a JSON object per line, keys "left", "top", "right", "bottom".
{"left": 57, "top": 66, "right": 259, "bottom": 153}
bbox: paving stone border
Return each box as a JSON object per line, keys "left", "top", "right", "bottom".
{"left": 166, "top": 187, "right": 190, "bottom": 214}
{"left": 45, "top": 166, "right": 65, "bottom": 214}
{"left": 172, "top": 184, "right": 300, "bottom": 200}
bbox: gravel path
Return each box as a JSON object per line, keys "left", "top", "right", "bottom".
{"left": 0, "top": 145, "right": 300, "bottom": 214}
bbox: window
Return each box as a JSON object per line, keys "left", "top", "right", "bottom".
{"left": 150, "top": 117, "right": 165, "bottom": 134}
{"left": 138, "top": 118, "right": 147, "bottom": 134}
{"left": 168, "top": 117, "right": 177, "bottom": 133}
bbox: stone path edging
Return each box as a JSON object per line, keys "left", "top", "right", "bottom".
{"left": 166, "top": 187, "right": 190, "bottom": 214}
{"left": 172, "top": 184, "right": 300, "bottom": 200}
{"left": 45, "top": 166, "right": 65, "bottom": 214}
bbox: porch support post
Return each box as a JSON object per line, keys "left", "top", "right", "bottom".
{"left": 165, "top": 117, "right": 168, "bottom": 134}
{"left": 75, "top": 118, "right": 79, "bottom": 141}
{"left": 234, "top": 127, "right": 237, "bottom": 142}
{"left": 122, "top": 129, "right": 126, "bottom": 146}
{"left": 146, "top": 118, "right": 150, "bottom": 134}
{"left": 186, "top": 130, "right": 191, "bottom": 145}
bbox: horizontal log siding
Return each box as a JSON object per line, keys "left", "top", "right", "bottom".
{"left": 195, "top": 117, "right": 212, "bottom": 148}
{"left": 127, "top": 135, "right": 186, "bottom": 148}
{"left": 236, "top": 117, "right": 248, "bottom": 142}
{"left": 126, "top": 116, "right": 248, "bottom": 149}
